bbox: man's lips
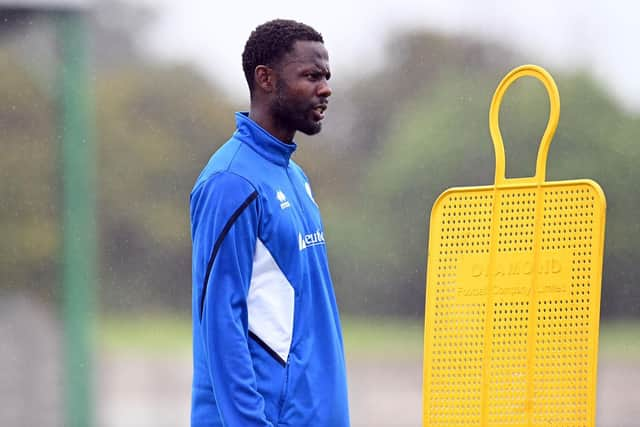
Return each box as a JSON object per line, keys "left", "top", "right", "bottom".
{"left": 312, "top": 104, "right": 328, "bottom": 121}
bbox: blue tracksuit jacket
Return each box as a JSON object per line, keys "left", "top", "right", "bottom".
{"left": 190, "top": 112, "right": 350, "bottom": 426}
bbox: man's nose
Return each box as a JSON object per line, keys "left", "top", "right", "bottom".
{"left": 317, "top": 80, "right": 332, "bottom": 98}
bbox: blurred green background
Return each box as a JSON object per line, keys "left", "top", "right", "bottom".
{"left": 1, "top": 1, "right": 638, "bottom": 426}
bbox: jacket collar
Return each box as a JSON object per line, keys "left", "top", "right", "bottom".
{"left": 234, "top": 112, "right": 297, "bottom": 167}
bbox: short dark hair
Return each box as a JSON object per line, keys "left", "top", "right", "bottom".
{"left": 242, "top": 19, "right": 324, "bottom": 94}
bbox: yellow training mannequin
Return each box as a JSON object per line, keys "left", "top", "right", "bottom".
{"left": 422, "top": 65, "right": 606, "bottom": 426}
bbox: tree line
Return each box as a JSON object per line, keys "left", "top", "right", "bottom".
{"left": 1, "top": 8, "right": 638, "bottom": 318}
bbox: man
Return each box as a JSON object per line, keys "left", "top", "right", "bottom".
{"left": 189, "top": 20, "right": 350, "bottom": 427}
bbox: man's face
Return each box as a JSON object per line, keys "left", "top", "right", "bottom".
{"left": 270, "top": 40, "right": 332, "bottom": 136}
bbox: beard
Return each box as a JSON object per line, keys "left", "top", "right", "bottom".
{"left": 270, "top": 80, "right": 322, "bottom": 136}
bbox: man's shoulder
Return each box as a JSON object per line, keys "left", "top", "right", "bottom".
{"left": 189, "top": 170, "right": 258, "bottom": 224}
{"left": 194, "top": 136, "right": 256, "bottom": 186}
{"left": 193, "top": 170, "right": 255, "bottom": 196}
{"left": 220, "top": 140, "right": 269, "bottom": 181}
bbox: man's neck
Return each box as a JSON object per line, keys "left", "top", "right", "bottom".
{"left": 248, "top": 107, "right": 295, "bottom": 144}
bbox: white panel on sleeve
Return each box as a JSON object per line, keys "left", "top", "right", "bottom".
{"left": 247, "top": 239, "right": 295, "bottom": 363}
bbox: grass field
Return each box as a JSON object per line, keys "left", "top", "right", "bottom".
{"left": 98, "top": 313, "right": 191, "bottom": 355}
{"left": 96, "top": 314, "right": 640, "bottom": 427}
{"left": 98, "top": 313, "right": 640, "bottom": 361}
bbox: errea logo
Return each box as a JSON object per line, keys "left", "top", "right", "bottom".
{"left": 298, "top": 230, "right": 325, "bottom": 251}
{"left": 276, "top": 190, "right": 291, "bottom": 210}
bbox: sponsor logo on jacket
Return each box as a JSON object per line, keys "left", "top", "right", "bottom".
{"left": 299, "top": 230, "right": 325, "bottom": 251}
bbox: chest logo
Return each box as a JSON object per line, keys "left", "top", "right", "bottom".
{"left": 299, "top": 230, "right": 326, "bottom": 251}
{"left": 276, "top": 190, "right": 291, "bottom": 210}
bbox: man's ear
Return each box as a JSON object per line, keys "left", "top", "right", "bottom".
{"left": 254, "top": 65, "right": 275, "bottom": 93}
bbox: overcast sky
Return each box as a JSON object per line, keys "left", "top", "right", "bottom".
{"left": 136, "top": 0, "right": 640, "bottom": 112}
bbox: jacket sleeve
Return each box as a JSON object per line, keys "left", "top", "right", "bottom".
{"left": 190, "top": 172, "right": 273, "bottom": 427}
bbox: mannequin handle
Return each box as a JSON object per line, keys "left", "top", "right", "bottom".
{"left": 489, "top": 65, "right": 560, "bottom": 185}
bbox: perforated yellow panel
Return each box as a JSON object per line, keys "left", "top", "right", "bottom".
{"left": 422, "top": 65, "right": 606, "bottom": 427}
